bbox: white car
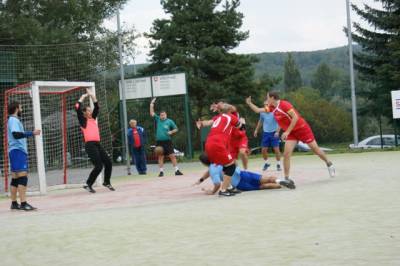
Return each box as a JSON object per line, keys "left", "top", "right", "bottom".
{"left": 349, "top": 135, "right": 400, "bottom": 149}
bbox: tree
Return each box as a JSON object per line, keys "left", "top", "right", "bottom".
{"left": 283, "top": 53, "right": 302, "bottom": 92}
{"left": 311, "top": 62, "right": 340, "bottom": 97}
{"left": 350, "top": 1, "right": 400, "bottom": 120}
{"left": 143, "top": 0, "right": 258, "bottom": 118}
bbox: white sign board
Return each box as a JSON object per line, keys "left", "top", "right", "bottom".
{"left": 391, "top": 90, "right": 400, "bottom": 119}
{"left": 119, "top": 77, "right": 152, "bottom": 100}
{"left": 152, "top": 73, "right": 186, "bottom": 97}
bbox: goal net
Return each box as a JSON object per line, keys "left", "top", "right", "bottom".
{"left": 2, "top": 81, "right": 104, "bottom": 195}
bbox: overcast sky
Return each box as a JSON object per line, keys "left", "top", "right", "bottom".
{"left": 104, "top": 0, "right": 379, "bottom": 64}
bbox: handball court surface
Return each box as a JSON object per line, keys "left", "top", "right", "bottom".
{"left": 0, "top": 151, "right": 399, "bottom": 266}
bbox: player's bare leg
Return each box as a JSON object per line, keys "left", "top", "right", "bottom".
{"left": 307, "top": 140, "right": 335, "bottom": 177}
{"left": 158, "top": 155, "right": 165, "bottom": 177}
{"left": 239, "top": 148, "right": 248, "bottom": 170}
{"left": 273, "top": 146, "right": 282, "bottom": 171}
{"left": 283, "top": 140, "right": 297, "bottom": 180}
{"left": 169, "top": 154, "right": 183, "bottom": 175}
{"left": 262, "top": 147, "right": 270, "bottom": 171}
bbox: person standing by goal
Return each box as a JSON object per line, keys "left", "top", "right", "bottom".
{"left": 75, "top": 89, "right": 114, "bottom": 193}
{"left": 7, "top": 102, "right": 41, "bottom": 211}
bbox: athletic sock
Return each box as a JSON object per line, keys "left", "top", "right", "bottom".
{"left": 275, "top": 179, "right": 283, "bottom": 184}
{"left": 174, "top": 166, "right": 179, "bottom": 171}
{"left": 160, "top": 168, "right": 164, "bottom": 173}
{"left": 276, "top": 160, "right": 281, "bottom": 165}
{"left": 327, "top": 161, "right": 332, "bottom": 167}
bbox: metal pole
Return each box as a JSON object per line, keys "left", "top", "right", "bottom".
{"left": 346, "top": 0, "right": 359, "bottom": 146}
{"left": 117, "top": 8, "right": 131, "bottom": 175}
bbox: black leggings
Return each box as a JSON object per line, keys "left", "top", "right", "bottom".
{"left": 85, "top": 141, "right": 112, "bottom": 186}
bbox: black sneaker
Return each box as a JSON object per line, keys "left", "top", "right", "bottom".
{"left": 175, "top": 170, "right": 183, "bottom": 176}
{"left": 103, "top": 183, "right": 115, "bottom": 191}
{"left": 10, "top": 202, "right": 20, "bottom": 210}
{"left": 158, "top": 172, "right": 164, "bottom": 177}
{"left": 218, "top": 190, "right": 235, "bottom": 197}
{"left": 20, "top": 203, "right": 37, "bottom": 211}
{"left": 83, "top": 185, "right": 96, "bottom": 193}
{"left": 227, "top": 187, "right": 242, "bottom": 194}
{"left": 279, "top": 179, "right": 296, "bottom": 189}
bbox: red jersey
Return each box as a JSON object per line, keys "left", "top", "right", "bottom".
{"left": 266, "top": 100, "right": 308, "bottom": 131}
{"left": 207, "top": 113, "right": 239, "bottom": 142}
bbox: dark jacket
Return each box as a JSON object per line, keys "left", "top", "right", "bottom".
{"left": 127, "top": 126, "right": 146, "bottom": 149}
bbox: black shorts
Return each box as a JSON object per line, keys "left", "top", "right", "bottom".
{"left": 156, "top": 140, "right": 175, "bottom": 156}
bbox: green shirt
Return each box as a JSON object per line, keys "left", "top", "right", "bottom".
{"left": 154, "top": 114, "right": 178, "bottom": 141}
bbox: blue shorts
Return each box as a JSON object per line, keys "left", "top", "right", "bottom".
{"left": 9, "top": 149, "right": 28, "bottom": 173}
{"left": 237, "top": 171, "right": 261, "bottom": 191}
{"left": 261, "top": 132, "right": 280, "bottom": 148}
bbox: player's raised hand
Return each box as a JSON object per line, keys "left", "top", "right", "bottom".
{"left": 86, "top": 88, "right": 93, "bottom": 96}
{"left": 150, "top": 98, "right": 156, "bottom": 105}
{"left": 33, "top": 129, "right": 41, "bottom": 135}
{"left": 196, "top": 119, "right": 202, "bottom": 130}
{"left": 245, "top": 96, "right": 252, "bottom": 105}
{"left": 253, "top": 131, "right": 258, "bottom": 138}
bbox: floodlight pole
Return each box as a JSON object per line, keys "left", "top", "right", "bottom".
{"left": 346, "top": 0, "right": 359, "bottom": 146}
{"left": 117, "top": 7, "right": 131, "bottom": 175}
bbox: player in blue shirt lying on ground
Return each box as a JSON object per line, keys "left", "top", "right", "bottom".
{"left": 194, "top": 154, "right": 295, "bottom": 195}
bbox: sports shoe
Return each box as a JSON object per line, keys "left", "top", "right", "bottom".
{"left": 327, "top": 164, "right": 336, "bottom": 178}
{"left": 83, "top": 185, "right": 96, "bottom": 193}
{"left": 103, "top": 183, "right": 115, "bottom": 191}
{"left": 279, "top": 179, "right": 296, "bottom": 189}
{"left": 175, "top": 170, "right": 183, "bottom": 176}
{"left": 227, "top": 187, "right": 242, "bottom": 194}
{"left": 20, "top": 202, "right": 37, "bottom": 211}
{"left": 277, "top": 164, "right": 281, "bottom": 171}
{"left": 10, "top": 202, "right": 20, "bottom": 210}
{"left": 158, "top": 172, "right": 164, "bottom": 177}
{"left": 218, "top": 190, "right": 235, "bottom": 197}
{"left": 262, "top": 162, "right": 271, "bottom": 171}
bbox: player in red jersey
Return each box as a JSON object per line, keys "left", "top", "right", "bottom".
{"left": 229, "top": 112, "right": 249, "bottom": 170}
{"left": 246, "top": 91, "right": 335, "bottom": 185}
{"left": 197, "top": 102, "right": 243, "bottom": 196}
{"left": 210, "top": 101, "right": 249, "bottom": 169}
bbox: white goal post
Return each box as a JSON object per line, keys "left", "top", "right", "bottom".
{"left": 3, "top": 81, "right": 103, "bottom": 195}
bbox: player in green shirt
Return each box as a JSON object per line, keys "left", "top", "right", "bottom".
{"left": 150, "top": 98, "right": 183, "bottom": 177}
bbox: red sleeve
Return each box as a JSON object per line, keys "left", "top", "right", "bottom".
{"left": 279, "top": 100, "right": 294, "bottom": 113}
{"left": 230, "top": 114, "right": 239, "bottom": 126}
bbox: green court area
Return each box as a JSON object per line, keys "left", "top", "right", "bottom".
{"left": 0, "top": 151, "right": 399, "bottom": 266}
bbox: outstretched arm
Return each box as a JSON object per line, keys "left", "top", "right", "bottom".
{"left": 86, "top": 89, "right": 99, "bottom": 119}
{"left": 246, "top": 96, "right": 265, "bottom": 113}
{"left": 76, "top": 93, "right": 88, "bottom": 127}
{"left": 196, "top": 119, "right": 214, "bottom": 129}
{"left": 254, "top": 120, "right": 261, "bottom": 138}
{"left": 150, "top": 98, "right": 156, "bottom": 117}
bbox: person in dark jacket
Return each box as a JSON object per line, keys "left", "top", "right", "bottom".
{"left": 127, "top": 119, "right": 147, "bottom": 175}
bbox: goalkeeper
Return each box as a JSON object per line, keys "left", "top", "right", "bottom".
{"left": 75, "top": 89, "right": 114, "bottom": 193}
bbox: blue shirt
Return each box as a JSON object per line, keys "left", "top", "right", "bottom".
{"left": 209, "top": 164, "right": 241, "bottom": 187}
{"left": 7, "top": 116, "right": 29, "bottom": 154}
{"left": 260, "top": 112, "right": 278, "bottom": 133}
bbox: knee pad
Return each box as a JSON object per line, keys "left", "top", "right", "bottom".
{"left": 223, "top": 164, "right": 236, "bottom": 177}
{"left": 18, "top": 176, "right": 28, "bottom": 186}
{"left": 10, "top": 178, "right": 19, "bottom": 188}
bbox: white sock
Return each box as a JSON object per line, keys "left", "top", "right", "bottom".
{"left": 276, "top": 160, "right": 281, "bottom": 166}
{"left": 264, "top": 159, "right": 269, "bottom": 163}
{"left": 160, "top": 168, "right": 164, "bottom": 172}
{"left": 175, "top": 166, "right": 179, "bottom": 171}
{"left": 275, "top": 179, "right": 283, "bottom": 184}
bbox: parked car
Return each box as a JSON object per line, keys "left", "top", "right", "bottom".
{"left": 349, "top": 134, "right": 400, "bottom": 149}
